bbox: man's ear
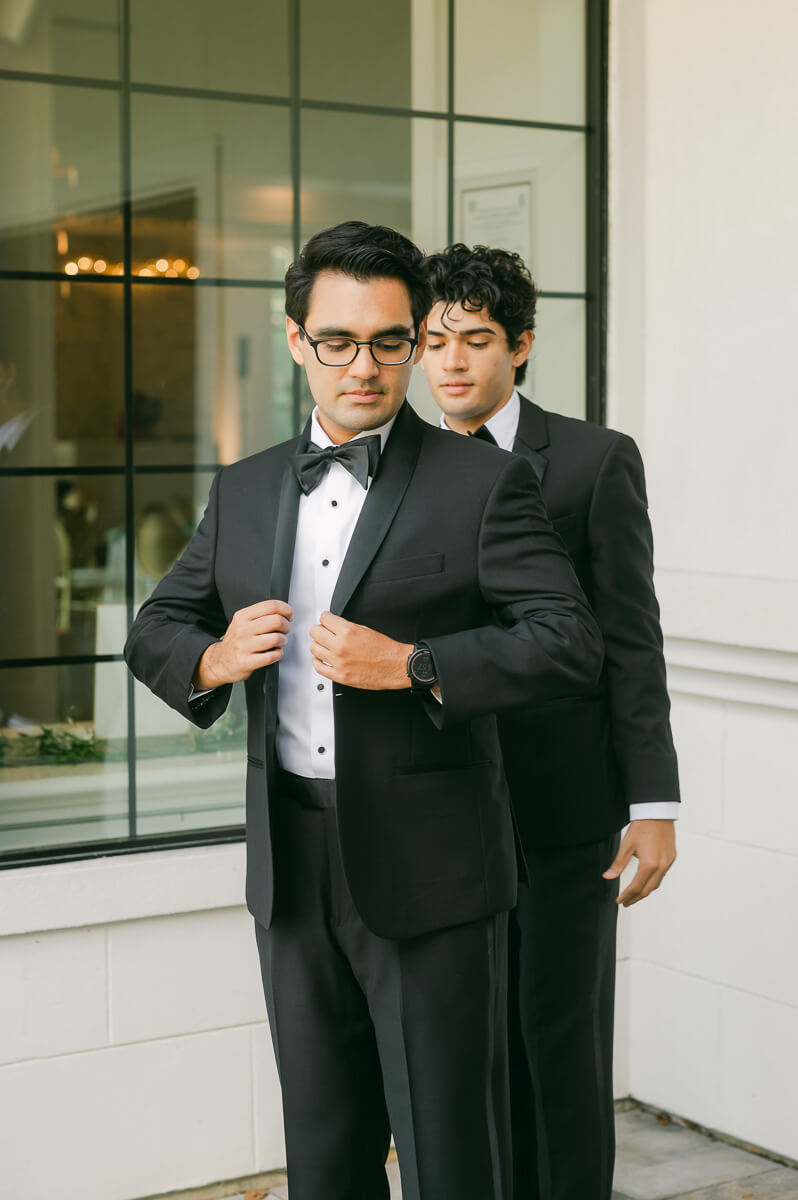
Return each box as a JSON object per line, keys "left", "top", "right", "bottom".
{"left": 414, "top": 318, "right": 428, "bottom": 362}
{"left": 286, "top": 317, "right": 305, "bottom": 367}
{"left": 512, "top": 330, "right": 534, "bottom": 369}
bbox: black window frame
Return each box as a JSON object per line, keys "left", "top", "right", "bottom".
{"left": 0, "top": 0, "right": 608, "bottom": 870}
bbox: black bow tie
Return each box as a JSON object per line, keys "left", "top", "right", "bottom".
{"left": 469, "top": 424, "right": 498, "bottom": 446}
{"left": 290, "top": 435, "right": 381, "bottom": 495}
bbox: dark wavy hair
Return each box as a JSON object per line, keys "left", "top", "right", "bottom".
{"left": 424, "top": 244, "right": 538, "bottom": 384}
{"left": 285, "top": 220, "right": 431, "bottom": 333}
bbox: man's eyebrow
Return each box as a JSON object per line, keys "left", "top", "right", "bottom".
{"left": 427, "top": 325, "right": 499, "bottom": 338}
{"left": 311, "top": 324, "right": 414, "bottom": 338}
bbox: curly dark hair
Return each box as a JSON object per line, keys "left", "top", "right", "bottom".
{"left": 424, "top": 244, "right": 538, "bottom": 384}
{"left": 285, "top": 220, "right": 431, "bottom": 333}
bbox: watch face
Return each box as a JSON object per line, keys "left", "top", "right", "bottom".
{"left": 410, "top": 649, "right": 436, "bottom": 684}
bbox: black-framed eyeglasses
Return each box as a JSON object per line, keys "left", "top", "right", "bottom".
{"left": 298, "top": 325, "right": 418, "bottom": 367}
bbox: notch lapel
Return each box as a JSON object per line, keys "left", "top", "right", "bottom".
{"left": 512, "top": 394, "right": 550, "bottom": 485}
{"left": 330, "top": 402, "right": 424, "bottom": 616}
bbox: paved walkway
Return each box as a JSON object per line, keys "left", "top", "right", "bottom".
{"left": 171, "top": 1104, "right": 798, "bottom": 1200}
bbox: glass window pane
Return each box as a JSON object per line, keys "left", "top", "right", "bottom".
{"left": 131, "top": 285, "right": 293, "bottom": 467}
{"left": 302, "top": 112, "right": 448, "bottom": 252}
{"left": 455, "top": 0, "right": 585, "bottom": 125}
{"left": 301, "top": 0, "right": 412, "bottom": 109}
{"left": 135, "top": 682, "right": 245, "bottom": 839}
{"left": 131, "top": 93, "right": 291, "bottom": 283}
{"left": 0, "top": 0, "right": 119, "bottom": 80}
{"left": 131, "top": 472, "right": 246, "bottom": 838}
{"left": 131, "top": 471, "right": 213, "bottom": 607}
{"left": 0, "top": 279, "right": 124, "bottom": 468}
{"left": 0, "top": 474, "right": 127, "bottom": 660}
{"left": 130, "top": 0, "right": 290, "bottom": 97}
{"left": 454, "top": 123, "right": 585, "bottom": 293}
{"left": 0, "top": 661, "right": 129, "bottom": 854}
{"left": 529, "top": 298, "right": 585, "bottom": 419}
{"left": 0, "top": 80, "right": 122, "bottom": 274}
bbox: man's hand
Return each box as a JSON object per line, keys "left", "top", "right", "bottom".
{"left": 193, "top": 600, "right": 292, "bottom": 689}
{"left": 310, "top": 612, "right": 413, "bottom": 690}
{"left": 603, "top": 819, "right": 677, "bottom": 907}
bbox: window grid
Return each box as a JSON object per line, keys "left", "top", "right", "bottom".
{"left": 0, "top": 0, "right": 608, "bottom": 867}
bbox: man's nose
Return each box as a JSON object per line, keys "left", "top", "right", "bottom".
{"left": 442, "top": 341, "right": 466, "bottom": 369}
{"left": 350, "top": 342, "right": 379, "bottom": 377}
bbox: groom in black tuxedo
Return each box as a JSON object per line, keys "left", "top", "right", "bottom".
{"left": 422, "top": 244, "right": 680, "bottom": 1200}
{"left": 125, "top": 221, "right": 602, "bottom": 1200}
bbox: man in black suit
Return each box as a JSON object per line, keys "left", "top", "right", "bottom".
{"left": 125, "top": 222, "right": 602, "bottom": 1200}
{"left": 421, "top": 244, "right": 680, "bottom": 1200}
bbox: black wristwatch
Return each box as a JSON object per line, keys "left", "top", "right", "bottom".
{"left": 407, "top": 643, "right": 438, "bottom": 692}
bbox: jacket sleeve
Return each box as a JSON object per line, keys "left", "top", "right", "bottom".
{"left": 124, "top": 472, "right": 233, "bottom": 728}
{"left": 587, "top": 434, "right": 680, "bottom": 805}
{"left": 422, "top": 455, "right": 604, "bottom": 727}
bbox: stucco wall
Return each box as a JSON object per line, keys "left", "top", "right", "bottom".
{"left": 609, "top": 0, "right": 798, "bottom": 1159}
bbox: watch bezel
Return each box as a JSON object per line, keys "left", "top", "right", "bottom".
{"left": 407, "top": 645, "right": 437, "bottom": 689}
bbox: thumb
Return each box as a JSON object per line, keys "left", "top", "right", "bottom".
{"left": 603, "top": 839, "right": 634, "bottom": 879}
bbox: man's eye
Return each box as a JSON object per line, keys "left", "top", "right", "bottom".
{"left": 468, "top": 341, "right": 489, "bottom": 349}
{"left": 426, "top": 343, "right": 445, "bottom": 351}
{"left": 323, "top": 341, "right": 352, "bottom": 352}
{"left": 374, "top": 340, "right": 403, "bottom": 352}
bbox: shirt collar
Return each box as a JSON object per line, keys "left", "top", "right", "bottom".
{"left": 311, "top": 407, "right": 398, "bottom": 454}
{"left": 438, "top": 389, "right": 520, "bottom": 453}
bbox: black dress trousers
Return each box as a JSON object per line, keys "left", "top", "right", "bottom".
{"left": 508, "top": 833, "right": 620, "bottom": 1200}
{"left": 254, "top": 771, "right": 511, "bottom": 1200}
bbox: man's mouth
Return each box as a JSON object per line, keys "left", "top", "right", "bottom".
{"left": 440, "top": 382, "right": 473, "bottom": 392}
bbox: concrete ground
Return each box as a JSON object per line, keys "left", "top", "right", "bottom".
{"left": 158, "top": 1103, "right": 798, "bottom": 1200}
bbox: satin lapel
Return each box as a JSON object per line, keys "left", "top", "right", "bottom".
{"left": 269, "top": 461, "right": 302, "bottom": 602}
{"left": 264, "top": 431, "right": 307, "bottom": 734}
{"left": 513, "top": 394, "right": 550, "bottom": 485}
{"left": 330, "top": 402, "right": 424, "bottom": 616}
{"left": 268, "top": 420, "right": 311, "bottom": 601}
{"left": 512, "top": 435, "right": 549, "bottom": 485}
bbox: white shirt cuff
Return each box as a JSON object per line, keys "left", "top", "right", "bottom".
{"left": 188, "top": 684, "right": 214, "bottom": 702}
{"left": 629, "top": 802, "right": 680, "bottom": 821}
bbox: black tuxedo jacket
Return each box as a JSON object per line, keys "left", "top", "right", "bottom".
{"left": 497, "top": 395, "right": 680, "bottom": 850}
{"left": 124, "top": 402, "right": 602, "bottom": 938}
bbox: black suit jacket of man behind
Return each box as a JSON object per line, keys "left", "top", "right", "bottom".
{"left": 499, "top": 395, "right": 680, "bottom": 849}
{"left": 124, "top": 401, "right": 603, "bottom": 939}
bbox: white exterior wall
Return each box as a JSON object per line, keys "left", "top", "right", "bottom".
{"left": 0, "top": 847, "right": 285, "bottom": 1200}
{"left": 609, "top": 0, "right": 798, "bottom": 1159}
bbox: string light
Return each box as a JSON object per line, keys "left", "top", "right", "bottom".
{"left": 60, "top": 253, "right": 201, "bottom": 277}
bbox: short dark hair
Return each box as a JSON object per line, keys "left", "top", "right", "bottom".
{"left": 424, "top": 244, "right": 538, "bottom": 385}
{"left": 285, "top": 220, "right": 431, "bottom": 333}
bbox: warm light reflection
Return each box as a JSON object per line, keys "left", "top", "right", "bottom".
{"left": 77, "top": 256, "right": 92, "bottom": 271}
{"left": 156, "top": 258, "right": 169, "bottom": 272}
{"left": 65, "top": 261, "right": 79, "bottom": 275}
{"left": 139, "top": 267, "right": 154, "bottom": 276}
{"left": 56, "top": 229, "right": 69, "bottom": 255}
{"left": 165, "top": 268, "right": 178, "bottom": 277}
{"left": 186, "top": 266, "right": 200, "bottom": 279}
{"left": 94, "top": 259, "right": 107, "bottom": 273}
{"left": 173, "top": 259, "right": 187, "bottom": 272}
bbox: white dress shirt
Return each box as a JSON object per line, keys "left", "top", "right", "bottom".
{"left": 276, "top": 409, "right": 397, "bottom": 779}
{"left": 440, "top": 391, "right": 678, "bottom": 823}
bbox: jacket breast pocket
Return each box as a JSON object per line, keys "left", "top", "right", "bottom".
{"left": 368, "top": 553, "right": 445, "bottom": 583}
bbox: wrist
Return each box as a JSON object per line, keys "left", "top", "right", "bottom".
{"left": 194, "top": 640, "right": 224, "bottom": 690}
